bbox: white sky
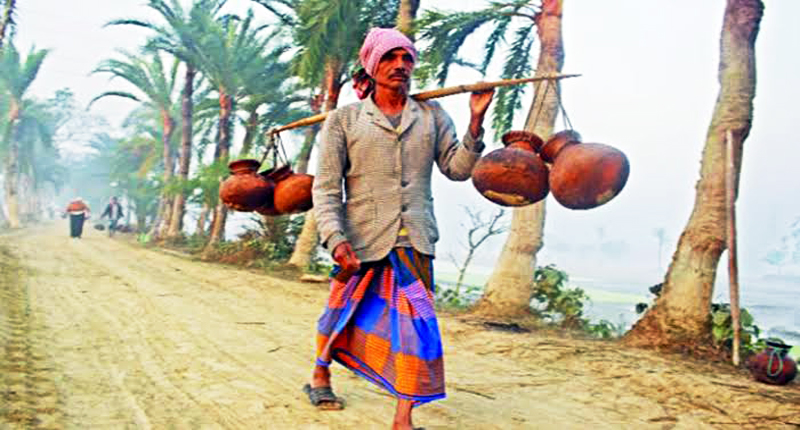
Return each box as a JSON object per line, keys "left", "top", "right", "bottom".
{"left": 13, "top": 0, "right": 800, "bottom": 288}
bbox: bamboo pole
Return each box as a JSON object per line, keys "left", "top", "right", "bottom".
{"left": 726, "top": 129, "right": 741, "bottom": 366}
{"left": 269, "top": 73, "right": 581, "bottom": 135}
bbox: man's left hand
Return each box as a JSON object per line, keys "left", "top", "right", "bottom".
{"left": 469, "top": 88, "right": 495, "bottom": 138}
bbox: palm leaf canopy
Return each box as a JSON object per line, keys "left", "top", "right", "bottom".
{"left": 0, "top": 43, "right": 49, "bottom": 100}
{"left": 416, "top": 0, "right": 539, "bottom": 135}
{"left": 91, "top": 51, "right": 178, "bottom": 113}
{"left": 107, "top": 0, "right": 228, "bottom": 68}
{"left": 291, "top": 0, "right": 398, "bottom": 87}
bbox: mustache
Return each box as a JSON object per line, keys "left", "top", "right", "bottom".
{"left": 390, "top": 70, "right": 410, "bottom": 79}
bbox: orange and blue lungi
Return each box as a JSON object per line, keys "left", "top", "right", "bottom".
{"left": 315, "top": 247, "right": 445, "bottom": 404}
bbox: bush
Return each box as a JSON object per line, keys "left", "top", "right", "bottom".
{"left": 531, "top": 265, "right": 625, "bottom": 338}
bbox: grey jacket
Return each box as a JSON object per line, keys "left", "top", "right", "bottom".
{"left": 313, "top": 96, "right": 485, "bottom": 262}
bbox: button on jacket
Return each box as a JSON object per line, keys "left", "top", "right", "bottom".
{"left": 313, "top": 96, "right": 485, "bottom": 263}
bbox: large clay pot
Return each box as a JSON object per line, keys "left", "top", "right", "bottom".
{"left": 261, "top": 165, "right": 315, "bottom": 215}
{"left": 472, "top": 130, "right": 549, "bottom": 207}
{"left": 545, "top": 131, "right": 630, "bottom": 210}
{"left": 219, "top": 159, "right": 274, "bottom": 212}
{"left": 748, "top": 340, "right": 797, "bottom": 386}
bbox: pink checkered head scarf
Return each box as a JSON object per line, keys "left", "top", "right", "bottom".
{"left": 354, "top": 28, "right": 418, "bottom": 99}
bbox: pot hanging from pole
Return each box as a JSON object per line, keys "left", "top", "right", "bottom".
{"left": 258, "top": 165, "right": 314, "bottom": 215}
{"left": 219, "top": 159, "right": 274, "bottom": 212}
{"left": 545, "top": 130, "right": 630, "bottom": 210}
{"left": 471, "top": 130, "right": 550, "bottom": 207}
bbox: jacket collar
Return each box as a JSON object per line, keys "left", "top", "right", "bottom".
{"left": 363, "top": 95, "right": 420, "bottom": 137}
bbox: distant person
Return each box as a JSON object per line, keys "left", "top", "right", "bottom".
{"left": 64, "top": 197, "right": 91, "bottom": 238}
{"left": 100, "top": 196, "right": 124, "bottom": 236}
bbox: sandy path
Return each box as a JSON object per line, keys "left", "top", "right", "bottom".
{"left": 0, "top": 223, "right": 798, "bottom": 429}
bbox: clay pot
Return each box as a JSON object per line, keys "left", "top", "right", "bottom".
{"left": 545, "top": 131, "right": 630, "bottom": 210}
{"left": 219, "top": 159, "right": 274, "bottom": 212}
{"left": 540, "top": 130, "right": 582, "bottom": 163}
{"left": 748, "top": 340, "right": 797, "bottom": 386}
{"left": 260, "top": 165, "right": 315, "bottom": 215}
{"left": 472, "top": 130, "right": 549, "bottom": 207}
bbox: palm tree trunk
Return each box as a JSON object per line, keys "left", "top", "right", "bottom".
{"left": 239, "top": 109, "right": 259, "bottom": 157}
{"left": 624, "top": 0, "right": 763, "bottom": 348}
{"left": 0, "top": 0, "right": 16, "bottom": 50}
{"left": 195, "top": 203, "right": 209, "bottom": 236}
{"left": 150, "top": 112, "right": 176, "bottom": 239}
{"left": 167, "top": 65, "right": 196, "bottom": 240}
{"left": 293, "top": 91, "right": 325, "bottom": 175}
{"left": 4, "top": 98, "right": 21, "bottom": 228}
{"left": 204, "top": 92, "right": 233, "bottom": 253}
{"left": 396, "top": 0, "right": 420, "bottom": 38}
{"left": 287, "top": 60, "right": 344, "bottom": 269}
{"left": 474, "top": 0, "right": 565, "bottom": 318}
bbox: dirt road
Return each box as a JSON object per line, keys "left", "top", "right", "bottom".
{"left": 1, "top": 223, "right": 798, "bottom": 429}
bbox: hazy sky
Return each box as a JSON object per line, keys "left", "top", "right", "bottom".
{"left": 13, "top": 0, "right": 800, "bottom": 288}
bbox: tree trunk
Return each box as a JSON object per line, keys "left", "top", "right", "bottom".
{"left": 624, "top": 0, "right": 763, "bottom": 348}
{"left": 474, "top": 0, "right": 565, "bottom": 318}
{"left": 204, "top": 92, "right": 233, "bottom": 253}
{"left": 396, "top": 0, "right": 420, "bottom": 39}
{"left": 149, "top": 111, "right": 176, "bottom": 239}
{"left": 293, "top": 90, "right": 324, "bottom": 175}
{"left": 239, "top": 109, "right": 259, "bottom": 158}
{"left": 195, "top": 203, "right": 209, "bottom": 236}
{"left": 166, "top": 65, "right": 196, "bottom": 240}
{"left": 0, "top": 0, "right": 16, "bottom": 50}
{"left": 4, "top": 98, "right": 21, "bottom": 228}
{"left": 287, "top": 60, "right": 344, "bottom": 270}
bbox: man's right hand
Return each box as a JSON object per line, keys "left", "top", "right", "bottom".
{"left": 332, "top": 241, "right": 361, "bottom": 275}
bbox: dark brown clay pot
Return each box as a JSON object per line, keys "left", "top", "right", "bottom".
{"left": 219, "top": 159, "right": 274, "bottom": 212}
{"left": 472, "top": 131, "right": 549, "bottom": 207}
{"left": 548, "top": 140, "right": 630, "bottom": 210}
{"left": 748, "top": 340, "right": 797, "bottom": 386}
{"left": 260, "top": 165, "right": 314, "bottom": 215}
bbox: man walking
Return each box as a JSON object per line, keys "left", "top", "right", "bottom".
{"left": 306, "top": 27, "right": 494, "bottom": 430}
{"left": 100, "top": 196, "right": 124, "bottom": 236}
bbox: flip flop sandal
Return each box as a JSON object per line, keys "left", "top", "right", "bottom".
{"left": 302, "top": 384, "right": 345, "bottom": 410}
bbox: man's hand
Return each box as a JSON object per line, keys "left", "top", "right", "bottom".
{"left": 332, "top": 241, "right": 361, "bottom": 277}
{"left": 469, "top": 88, "right": 495, "bottom": 138}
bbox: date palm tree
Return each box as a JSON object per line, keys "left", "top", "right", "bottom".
{"left": 91, "top": 51, "right": 179, "bottom": 237}
{"left": 0, "top": 43, "right": 49, "bottom": 228}
{"left": 107, "top": 0, "right": 228, "bottom": 239}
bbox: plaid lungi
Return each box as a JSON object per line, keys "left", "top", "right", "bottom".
{"left": 315, "top": 247, "right": 445, "bottom": 404}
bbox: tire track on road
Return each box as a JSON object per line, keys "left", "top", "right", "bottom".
{"left": 0, "top": 244, "right": 65, "bottom": 429}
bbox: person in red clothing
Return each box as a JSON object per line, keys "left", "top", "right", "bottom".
{"left": 64, "top": 197, "right": 91, "bottom": 238}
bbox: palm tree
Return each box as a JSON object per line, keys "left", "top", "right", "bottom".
{"left": 624, "top": 0, "right": 764, "bottom": 349}
{"left": 0, "top": 0, "right": 16, "bottom": 50}
{"left": 416, "top": 0, "right": 563, "bottom": 317}
{"left": 396, "top": 0, "right": 420, "bottom": 37}
{"left": 108, "top": 0, "right": 229, "bottom": 240}
{"left": 12, "top": 98, "right": 60, "bottom": 222}
{"left": 188, "top": 9, "right": 278, "bottom": 252}
{"left": 0, "top": 43, "right": 49, "bottom": 228}
{"left": 91, "top": 51, "right": 179, "bottom": 238}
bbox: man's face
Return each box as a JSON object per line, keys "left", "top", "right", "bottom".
{"left": 373, "top": 48, "right": 415, "bottom": 92}
{"left": 111, "top": 197, "right": 117, "bottom": 204}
